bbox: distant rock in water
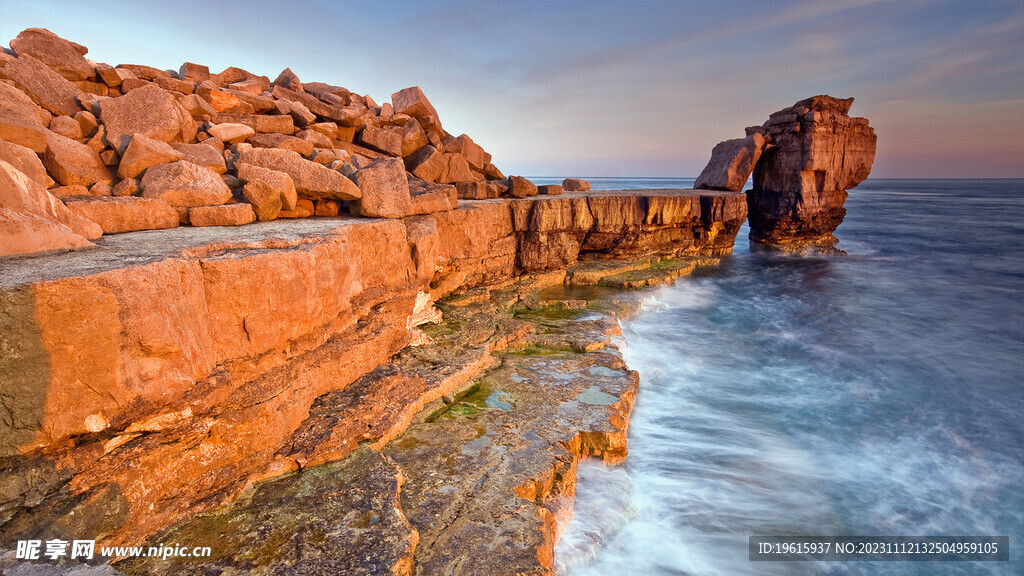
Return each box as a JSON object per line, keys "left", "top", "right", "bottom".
{"left": 695, "top": 95, "right": 876, "bottom": 248}
{"left": 750, "top": 95, "right": 876, "bottom": 247}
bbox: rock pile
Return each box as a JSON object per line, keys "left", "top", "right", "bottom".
{"left": 0, "top": 27, "right": 545, "bottom": 258}
{"left": 694, "top": 95, "right": 876, "bottom": 247}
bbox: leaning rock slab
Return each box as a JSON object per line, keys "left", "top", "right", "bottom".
{"left": 237, "top": 147, "right": 360, "bottom": 201}
{"left": 62, "top": 196, "right": 179, "bottom": 234}
{"left": 9, "top": 27, "right": 94, "bottom": 81}
{"left": 0, "top": 54, "right": 83, "bottom": 116}
{"left": 694, "top": 132, "right": 765, "bottom": 191}
{"left": 139, "top": 160, "right": 232, "bottom": 207}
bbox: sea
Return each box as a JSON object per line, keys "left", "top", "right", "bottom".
{"left": 532, "top": 177, "right": 1024, "bottom": 576}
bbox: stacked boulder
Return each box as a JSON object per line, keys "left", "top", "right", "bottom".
{"left": 694, "top": 95, "right": 876, "bottom": 247}
{"left": 0, "top": 27, "right": 539, "bottom": 258}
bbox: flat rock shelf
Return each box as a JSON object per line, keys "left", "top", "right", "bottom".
{"left": 1, "top": 189, "right": 744, "bottom": 576}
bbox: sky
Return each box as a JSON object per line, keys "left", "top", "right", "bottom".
{"left": 2, "top": 0, "right": 1022, "bottom": 178}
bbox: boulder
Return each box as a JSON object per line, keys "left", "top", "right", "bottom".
{"left": 562, "top": 178, "right": 591, "bottom": 192}
{"left": 189, "top": 203, "right": 256, "bottom": 226}
{"left": 359, "top": 125, "right": 403, "bottom": 157}
{"left": 118, "top": 133, "right": 185, "bottom": 178}
{"left": 62, "top": 196, "right": 179, "bottom": 234}
{"left": 404, "top": 145, "right": 445, "bottom": 182}
{"left": 179, "top": 62, "right": 211, "bottom": 82}
{"left": 0, "top": 205, "right": 93, "bottom": 257}
{"left": 748, "top": 95, "right": 876, "bottom": 247}
{"left": 9, "top": 27, "right": 94, "bottom": 81}
{"left": 246, "top": 133, "right": 315, "bottom": 157}
{"left": 178, "top": 93, "right": 217, "bottom": 120}
{"left": 453, "top": 134, "right": 490, "bottom": 170}
{"left": 208, "top": 123, "right": 255, "bottom": 143}
{"left": 236, "top": 163, "right": 298, "bottom": 210}
{"left": 0, "top": 81, "right": 51, "bottom": 153}
{"left": 273, "top": 68, "right": 302, "bottom": 92}
{"left": 508, "top": 176, "right": 538, "bottom": 198}
{"left": 351, "top": 157, "right": 411, "bottom": 219}
{"left": 275, "top": 99, "right": 317, "bottom": 128}
{"left": 0, "top": 54, "right": 83, "bottom": 116}
{"left": 48, "top": 184, "right": 91, "bottom": 198}
{"left": 48, "top": 115, "right": 82, "bottom": 139}
{"left": 139, "top": 160, "right": 233, "bottom": 207}
{"left": 42, "top": 131, "right": 112, "bottom": 187}
{"left": 155, "top": 76, "right": 195, "bottom": 95}
{"left": 398, "top": 119, "right": 428, "bottom": 158}
{"left": 694, "top": 132, "right": 765, "bottom": 191}
{"left": 74, "top": 110, "right": 99, "bottom": 137}
{"left": 314, "top": 199, "right": 341, "bottom": 216}
{"left": 197, "top": 86, "right": 252, "bottom": 113}
{"left": 99, "top": 84, "right": 197, "bottom": 153}
{"left": 210, "top": 113, "right": 294, "bottom": 135}
{"left": 236, "top": 147, "right": 360, "bottom": 201}
{"left": 456, "top": 181, "right": 488, "bottom": 200}
{"left": 538, "top": 184, "right": 564, "bottom": 196}
{"left": 299, "top": 130, "right": 333, "bottom": 150}
{"left": 242, "top": 179, "right": 283, "bottom": 221}
{"left": 391, "top": 86, "right": 441, "bottom": 129}
{"left": 112, "top": 178, "right": 139, "bottom": 196}
{"left": 170, "top": 142, "right": 227, "bottom": 173}
{"left": 485, "top": 181, "right": 509, "bottom": 198}
{"left": 408, "top": 178, "right": 456, "bottom": 215}
{"left": 95, "top": 63, "right": 135, "bottom": 87}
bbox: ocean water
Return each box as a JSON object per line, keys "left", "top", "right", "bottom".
{"left": 551, "top": 178, "right": 1024, "bottom": 575}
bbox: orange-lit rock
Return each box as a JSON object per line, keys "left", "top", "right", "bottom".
{"left": 63, "top": 196, "right": 179, "bottom": 234}
{"left": 748, "top": 95, "right": 876, "bottom": 247}
{"left": 99, "top": 84, "right": 196, "bottom": 153}
{"left": 9, "top": 27, "right": 94, "bottom": 81}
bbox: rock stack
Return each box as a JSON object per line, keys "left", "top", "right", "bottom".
{"left": 0, "top": 27, "right": 547, "bottom": 259}
{"left": 694, "top": 95, "right": 876, "bottom": 248}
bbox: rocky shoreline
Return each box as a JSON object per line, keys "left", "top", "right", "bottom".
{"left": 1, "top": 188, "right": 746, "bottom": 575}
{"left": 1, "top": 27, "right": 874, "bottom": 576}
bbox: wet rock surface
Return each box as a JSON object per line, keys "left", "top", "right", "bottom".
{"left": 119, "top": 267, "right": 694, "bottom": 576}
{"left": 116, "top": 449, "right": 418, "bottom": 576}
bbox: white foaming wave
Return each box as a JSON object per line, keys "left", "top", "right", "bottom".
{"left": 554, "top": 460, "right": 637, "bottom": 574}
{"left": 647, "top": 282, "right": 718, "bottom": 311}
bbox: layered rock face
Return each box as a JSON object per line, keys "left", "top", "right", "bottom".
{"left": 750, "top": 96, "right": 876, "bottom": 246}
{"left": 695, "top": 95, "right": 876, "bottom": 247}
{"left": 0, "top": 189, "right": 745, "bottom": 567}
